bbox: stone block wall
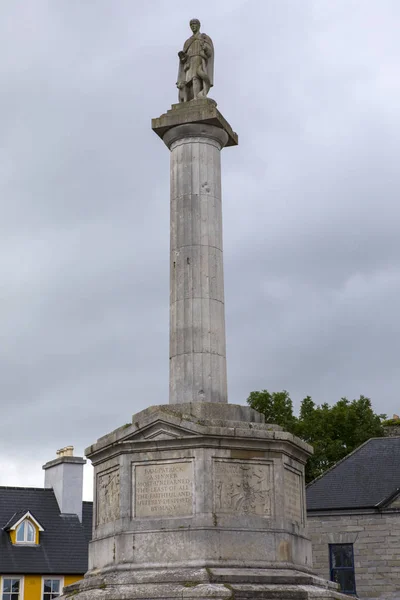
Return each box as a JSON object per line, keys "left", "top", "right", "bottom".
{"left": 308, "top": 511, "right": 400, "bottom": 600}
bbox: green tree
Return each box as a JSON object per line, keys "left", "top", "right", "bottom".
{"left": 246, "top": 390, "right": 297, "bottom": 433}
{"left": 247, "top": 390, "right": 385, "bottom": 483}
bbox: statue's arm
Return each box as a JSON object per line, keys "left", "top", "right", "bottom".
{"left": 202, "top": 42, "right": 212, "bottom": 58}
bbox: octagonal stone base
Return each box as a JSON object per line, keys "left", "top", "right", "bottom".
{"left": 62, "top": 403, "right": 347, "bottom": 600}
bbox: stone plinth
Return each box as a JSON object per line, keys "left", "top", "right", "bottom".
{"left": 153, "top": 100, "right": 236, "bottom": 405}
{"left": 62, "top": 403, "right": 346, "bottom": 599}
{"left": 152, "top": 98, "right": 238, "bottom": 147}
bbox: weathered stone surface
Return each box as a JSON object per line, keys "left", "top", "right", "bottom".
{"left": 61, "top": 408, "right": 347, "bottom": 600}
{"left": 213, "top": 459, "right": 273, "bottom": 516}
{"left": 167, "top": 121, "right": 229, "bottom": 405}
{"left": 96, "top": 467, "right": 120, "bottom": 525}
{"left": 176, "top": 19, "right": 214, "bottom": 103}
{"left": 63, "top": 565, "right": 346, "bottom": 600}
{"left": 152, "top": 102, "right": 237, "bottom": 406}
{"left": 308, "top": 510, "right": 400, "bottom": 600}
{"left": 284, "top": 465, "right": 304, "bottom": 526}
{"left": 134, "top": 459, "right": 194, "bottom": 518}
{"left": 152, "top": 98, "right": 238, "bottom": 147}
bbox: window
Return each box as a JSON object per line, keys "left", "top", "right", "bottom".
{"left": 16, "top": 520, "right": 35, "bottom": 543}
{"left": 43, "top": 579, "right": 62, "bottom": 600}
{"left": 2, "top": 578, "right": 21, "bottom": 600}
{"left": 329, "top": 544, "right": 356, "bottom": 595}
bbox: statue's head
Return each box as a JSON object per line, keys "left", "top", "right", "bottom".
{"left": 190, "top": 19, "right": 201, "bottom": 34}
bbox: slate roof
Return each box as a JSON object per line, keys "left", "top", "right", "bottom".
{"left": 0, "top": 486, "right": 92, "bottom": 574}
{"left": 306, "top": 437, "right": 400, "bottom": 511}
{"left": 3, "top": 509, "right": 33, "bottom": 531}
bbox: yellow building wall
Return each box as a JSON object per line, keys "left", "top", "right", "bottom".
{"left": 23, "top": 576, "right": 41, "bottom": 600}
{"left": 64, "top": 575, "right": 83, "bottom": 588}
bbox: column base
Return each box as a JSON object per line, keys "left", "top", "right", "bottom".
{"left": 63, "top": 566, "right": 346, "bottom": 600}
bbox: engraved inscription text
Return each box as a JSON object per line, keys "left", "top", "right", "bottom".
{"left": 134, "top": 461, "right": 193, "bottom": 518}
{"left": 284, "top": 467, "right": 303, "bottom": 524}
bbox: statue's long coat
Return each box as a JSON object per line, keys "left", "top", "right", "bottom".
{"left": 177, "top": 32, "right": 214, "bottom": 88}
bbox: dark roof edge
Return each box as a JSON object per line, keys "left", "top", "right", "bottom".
{"left": 306, "top": 437, "right": 386, "bottom": 490}
{"left": 375, "top": 487, "right": 400, "bottom": 509}
{"left": 0, "top": 486, "right": 54, "bottom": 491}
{"left": 307, "top": 504, "right": 378, "bottom": 514}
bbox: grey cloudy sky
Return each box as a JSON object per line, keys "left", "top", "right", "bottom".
{"left": 1, "top": 0, "right": 399, "bottom": 499}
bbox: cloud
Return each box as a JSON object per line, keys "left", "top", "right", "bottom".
{"left": 0, "top": 0, "right": 399, "bottom": 498}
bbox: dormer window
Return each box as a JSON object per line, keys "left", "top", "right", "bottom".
{"left": 16, "top": 519, "right": 36, "bottom": 543}
{"left": 4, "top": 510, "right": 44, "bottom": 545}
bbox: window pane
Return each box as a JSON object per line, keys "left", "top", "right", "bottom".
{"left": 342, "top": 571, "right": 356, "bottom": 593}
{"left": 330, "top": 544, "right": 353, "bottom": 568}
{"left": 11, "top": 582, "right": 20, "bottom": 593}
{"left": 11, "top": 594, "right": 19, "bottom": 600}
{"left": 52, "top": 581, "right": 60, "bottom": 594}
{"left": 43, "top": 582, "right": 51, "bottom": 594}
{"left": 3, "top": 581, "right": 11, "bottom": 593}
{"left": 342, "top": 546, "right": 353, "bottom": 568}
{"left": 16, "top": 523, "right": 25, "bottom": 542}
{"left": 331, "top": 569, "right": 340, "bottom": 584}
{"left": 332, "top": 569, "right": 356, "bottom": 594}
{"left": 330, "top": 546, "right": 341, "bottom": 567}
{"left": 26, "top": 522, "right": 35, "bottom": 542}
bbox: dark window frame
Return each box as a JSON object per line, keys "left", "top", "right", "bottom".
{"left": 329, "top": 543, "right": 356, "bottom": 595}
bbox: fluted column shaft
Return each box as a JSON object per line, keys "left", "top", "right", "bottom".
{"left": 163, "top": 123, "right": 229, "bottom": 404}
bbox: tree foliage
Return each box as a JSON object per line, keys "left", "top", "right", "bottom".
{"left": 247, "top": 390, "right": 385, "bottom": 483}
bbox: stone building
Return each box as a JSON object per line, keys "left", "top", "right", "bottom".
{"left": 306, "top": 437, "right": 400, "bottom": 598}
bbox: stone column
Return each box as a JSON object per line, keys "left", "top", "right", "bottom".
{"left": 163, "top": 123, "right": 229, "bottom": 404}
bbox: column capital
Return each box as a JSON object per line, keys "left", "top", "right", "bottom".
{"left": 163, "top": 123, "right": 229, "bottom": 150}
{"left": 152, "top": 98, "right": 238, "bottom": 148}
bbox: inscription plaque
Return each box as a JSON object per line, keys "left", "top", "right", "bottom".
{"left": 214, "top": 459, "right": 273, "bottom": 516}
{"left": 97, "top": 467, "right": 120, "bottom": 525}
{"left": 284, "top": 466, "right": 303, "bottom": 524}
{"left": 134, "top": 461, "right": 193, "bottom": 518}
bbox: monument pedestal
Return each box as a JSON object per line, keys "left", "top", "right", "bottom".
{"left": 63, "top": 403, "right": 344, "bottom": 599}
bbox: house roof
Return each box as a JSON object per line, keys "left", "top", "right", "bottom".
{"left": 0, "top": 487, "right": 92, "bottom": 574}
{"left": 4, "top": 509, "right": 44, "bottom": 532}
{"left": 306, "top": 437, "right": 400, "bottom": 511}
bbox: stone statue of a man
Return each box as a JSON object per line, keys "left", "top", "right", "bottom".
{"left": 177, "top": 19, "right": 214, "bottom": 102}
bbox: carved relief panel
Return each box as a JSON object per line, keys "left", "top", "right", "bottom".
{"left": 213, "top": 459, "right": 273, "bottom": 517}
{"left": 96, "top": 467, "right": 120, "bottom": 526}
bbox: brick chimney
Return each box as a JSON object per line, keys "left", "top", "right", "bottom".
{"left": 43, "top": 446, "right": 86, "bottom": 522}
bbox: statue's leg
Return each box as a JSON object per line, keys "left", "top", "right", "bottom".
{"left": 186, "top": 81, "right": 193, "bottom": 101}
{"left": 197, "top": 78, "right": 210, "bottom": 99}
{"left": 192, "top": 77, "right": 201, "bottom": 99}
{"left": 203, "top": 78, "right": 210, "bottom": 97}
